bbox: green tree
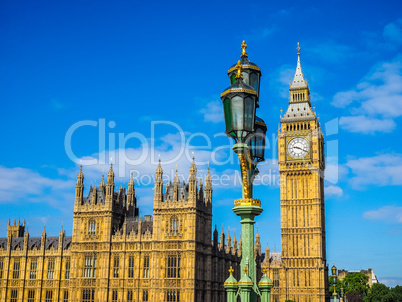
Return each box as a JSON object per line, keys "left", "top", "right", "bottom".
{"left": 365, "top": 283, "right": 390, "bottom": 302}
{"left": 342, "top": 272, "right": 370, "bottom": 297}
{"left": 390, "top": 285, "right": 402, "bottom": 302}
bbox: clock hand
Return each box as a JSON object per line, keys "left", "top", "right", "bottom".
{"left": 294, "top": 146, "right": 308, "bottom": 152}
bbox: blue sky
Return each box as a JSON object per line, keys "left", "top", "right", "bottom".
{"left": 1, "top": 0, "right": 401, "bottom": 287}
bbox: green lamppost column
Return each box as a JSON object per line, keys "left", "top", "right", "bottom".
{"left": 331, "top": 263, "right": 338, "bottom": 302}
{"left": 238, "top": 266, "right": 254, "bottom": 302}
{"left": 221, "top": 42, "right": 267, "bottom": 302}
{"left": 224, "top": 266, "right": 239, "bottom": 302}
{"left": 258, "top": 267, "right": 274, "bottom": 302}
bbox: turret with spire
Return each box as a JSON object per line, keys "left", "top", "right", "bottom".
{"left": 173, "top": 169, "right": 179, "bottom": 202}
{"left": 75, "top": 165, "right": 84, "bottom": 207}
{"left": 213, "top": 224, "right": 219, "bottom": 248}
{"left": 189, "top": 156, "right": 197, "bottom": 202}
{"left": 204, "top": 167, "right": 212, "bottom": 205}
{"left": 226, "top": 230, "right": 232, "bottom": 254}
{"left": 265, "top": 242, "right": 270, "bottom": 263}
{"left": 220, "top": 227, "right": 225, "bottom": 251}
{"left": 59, "top": 225, "right": 64, "bottom": 251}
{"left": 127, "top": 172, "right": 138, "bottom": 216}
{"left": 99, "top": 172, "right": 106, "bottom": 193}
{"left": 106, "top": 162, "right": 115, "bottom": 206}
{"left": 41, "top": 226, "right": 47, "bottom": 251}
{"left": 233, "top": 233, "right": 238, "bottom": 256}
{"left": 154, "top": 158, "right": 164, "bottom": 203}
{"left": 117, "top": 182, "right": 125, "bottom": 205}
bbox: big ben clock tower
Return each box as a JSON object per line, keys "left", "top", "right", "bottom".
{"left": 277, "top": 44, "right": 329, "bottom": 302}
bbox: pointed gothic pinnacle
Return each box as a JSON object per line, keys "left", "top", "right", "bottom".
{"left": 156, "top": 157, "right": 163, "bottom": 174}
{"left": 77, "top": 164, "right": 84, "bottom": 181}
{"left": 190, "top": 155, "right": 197, "bottom": 174}
{"left": 129, "top": 173, "right": 134, "bottom": 187}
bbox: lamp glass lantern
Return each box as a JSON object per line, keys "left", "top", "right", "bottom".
{"left": 246, "top": 116, "right": 267, "bottom": 163}
{"left": 222, "top": 94, "right": 256, "bottom": 142}
{"left": 331, "top": 264, "right": 338, "bottom": 284}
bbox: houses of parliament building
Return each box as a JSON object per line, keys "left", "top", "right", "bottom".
{"left": 0, "top": 46, "right": 329, "bottom": 302}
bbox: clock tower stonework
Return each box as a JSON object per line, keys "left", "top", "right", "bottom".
{"left": 276, "top": 46, "right": 329, "bottom": 302}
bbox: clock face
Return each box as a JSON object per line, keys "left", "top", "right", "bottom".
{"left": 288, "top": 137, "right": 309, "bottom": 159}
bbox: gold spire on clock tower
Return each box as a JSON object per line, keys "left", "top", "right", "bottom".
{"left": 275, "top": 43, "right": 329, "bottom": 302}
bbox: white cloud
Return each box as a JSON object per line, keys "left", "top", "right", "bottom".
{"left": 200, "top": 100, "right": 223, "bottom": 123}
{"left": 363, "top": 206, "right": 402, "bottom": 224}
{"left": 325, "top": 185, "right": 343, "bottom": 198}
{"left": 381, "top": 277, "right": 402, "bottom": 288}
{"left": 0, "top": 166, "right": 75, "bottom": 210}
{"left": 332, "top": 54, "right": 402, "bottom": 134}
{"left": 383, "top": 18, "right": 402, "bottom": 45}
{"left": 345, "top": 153, "right": 402, "bottom": 189}
{"left": 339, "top": 115, "right": 396, "bottom": 134}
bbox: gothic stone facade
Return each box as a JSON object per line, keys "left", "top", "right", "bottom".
{"left": 0, "top": 160, "right": 241, "bottom": 302}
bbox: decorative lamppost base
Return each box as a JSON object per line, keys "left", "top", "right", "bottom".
{"left": 233, "top": 204, "right": 263, "bottom": 302}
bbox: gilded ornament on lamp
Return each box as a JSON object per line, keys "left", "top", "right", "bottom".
{"left": 220, "top": 87, "right": 257, "bottom": 98}
{"left": 241, "top": 40, "right": 248, "bottom": 57}
{"left": 234, "top": 198, "right": 261, "bottom": 207}
{"left": 235, "top": 60, "right": 243, "bottom": 79}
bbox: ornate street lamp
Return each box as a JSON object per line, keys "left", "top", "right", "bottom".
{"left": 222, "top": 42, "right": 270, "bottom": 302}
{"left": 332, "top": 263, "right": 338, "bottom": 302}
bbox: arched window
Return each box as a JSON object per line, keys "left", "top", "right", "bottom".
{"left": 170, "top": 217, "right": 179, "bottom": 234}
{"left": 88, "top": 220, "right": 96, "bottom": 236}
